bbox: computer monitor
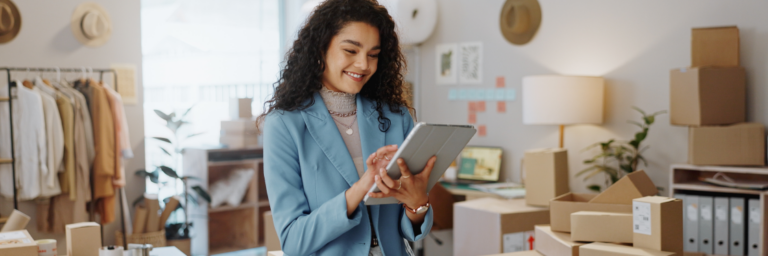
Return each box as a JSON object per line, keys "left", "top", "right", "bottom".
{"left": 456, "top": 146, "right": 503, "bottom": 182}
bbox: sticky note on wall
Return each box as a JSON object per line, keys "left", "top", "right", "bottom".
{"left": 496, "top": 76, "right": 505, "bottom": 88}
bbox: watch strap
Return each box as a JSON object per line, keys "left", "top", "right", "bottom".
{"left": 403, "top": 201, "right": 430, "bottom": 214}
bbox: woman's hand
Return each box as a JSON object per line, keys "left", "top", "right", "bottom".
{"left": 367, "top": 156, "right": 436, "bottom": 223}
{"left": 345, "top": 145, "right": 399, "bottom": 216}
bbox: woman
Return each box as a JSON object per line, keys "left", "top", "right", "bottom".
{"left": 260, "top": 0, "right": 434, "bottom": 255}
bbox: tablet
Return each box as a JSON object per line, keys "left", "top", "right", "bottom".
{"left": 364, "top": 122, "right": 477, "bottom": 205}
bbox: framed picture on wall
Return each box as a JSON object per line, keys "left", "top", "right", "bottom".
{"left": 435, "top": 43, "right": 458, "bottom": 85}
{"left": 458, "top": 42, "right": 482, "bottom": 84}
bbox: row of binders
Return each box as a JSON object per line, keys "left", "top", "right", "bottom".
{"left": 675, "top": 193, "right": 761, "bottom": 256}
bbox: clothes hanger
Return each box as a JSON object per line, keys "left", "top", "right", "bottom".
{"left": 22, "top": 68, "right": 34, "bottom": 89}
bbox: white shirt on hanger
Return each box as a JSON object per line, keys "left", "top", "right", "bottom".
{"left": 33, "top": 78, "right": 64, "bottom": 198}
{"left": 10, "top": 81, "right": 47, "bottom": 201}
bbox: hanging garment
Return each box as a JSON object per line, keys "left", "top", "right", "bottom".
{"left": 70, "top": 80, "right": 95, "bottom": 168}
{"left": 62, "top": 82, "right": 93, "bottom": 203}
{"left": 90, "top": 81, "right": 117, "bottom": 224}
{"left": 49, "top": 82, "right": 78, "bottom": 200}
{"left": 11, "top": 81, "right": 46, "bottom": 201}
{"left": 104, "top": 84, "right": 130, "bottom": 188}
{"left": 33, "top": 85, "right": 63, "bottom": 198}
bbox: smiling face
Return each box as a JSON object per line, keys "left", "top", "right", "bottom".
{"left": 321, "top": 22, "right": 381, "bottom": 94}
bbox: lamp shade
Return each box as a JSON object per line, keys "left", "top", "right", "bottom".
{"left": 522, "top": 75, "right": 604, "bottom": 125}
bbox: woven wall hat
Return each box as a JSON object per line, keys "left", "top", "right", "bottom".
{"left": 0, "top": 0, "right": 21, "bottom": 44}
{"left": 499, "top": 0, "right": 542, "bottom": 45}
{"left": 71, "top": 2, "right": 112, "bottom": 47}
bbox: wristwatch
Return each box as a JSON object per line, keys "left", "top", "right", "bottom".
{"left": 404, "top": 200, "right": 430, "bottom": 214}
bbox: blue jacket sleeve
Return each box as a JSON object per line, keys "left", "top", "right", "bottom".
{"left": 397, "top": 108, "right": 434, "bottom": 241}
{"left": 263, "top": 114, "right": 364, "bottom": 256}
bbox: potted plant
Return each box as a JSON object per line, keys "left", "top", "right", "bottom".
{"left": 577, "top": 107, "right": 666, "bottom": 192}
{"left": 135, "top": 106, "right": 210, "bottom": 252}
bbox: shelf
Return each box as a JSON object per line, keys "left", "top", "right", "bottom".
{"left": 208, "top": 201, "right": 258, "bottom": 213}
{"left": 209, "top": 244, "right": 263, "bottom": 255}
{"left": 208, "top": 159, "right": 260, "bottom": 167}
{"left": 671, "top": 164, "right": 768, "bottom": 175}
{"left": 0, "top": 159, "right": 12, "bottom": 164}
{"left": 0, "top": 97, "right": 8, "bottom": 102}
{"left": 672, "top": 182, "right": 766, "bottom": 195}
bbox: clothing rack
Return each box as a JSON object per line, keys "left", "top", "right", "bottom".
{"left": 1, "top": 67, "right": 126, "bottom": 247}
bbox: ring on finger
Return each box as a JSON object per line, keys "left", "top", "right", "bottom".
{"left": 384, "top": 155, "right": 390, "bottom": 161}
{"left": 397, "top": 180, "right": 402, "bottom": 190}
{"left": 401, "top": 175, "right": 411, "bottom": 179}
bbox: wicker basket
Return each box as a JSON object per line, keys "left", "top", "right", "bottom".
{"left": 115, "top": 230, "right": 167, "bottom": 248}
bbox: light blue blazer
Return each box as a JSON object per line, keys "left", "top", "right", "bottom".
{"left": 263, "top": 92, "right": 433, "bottom": 256}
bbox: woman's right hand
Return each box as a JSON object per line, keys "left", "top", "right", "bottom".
{"left": 346, "top": 144, "right": 398, "bottom": 216}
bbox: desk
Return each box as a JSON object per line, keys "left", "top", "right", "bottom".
{"left": 439, "top": 182, "right": 504, "bottom": 202}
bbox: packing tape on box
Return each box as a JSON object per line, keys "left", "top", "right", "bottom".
{"left": 0, "top": 209, "right": 31, "bottom": 232}
{"left": 99, "top": 246, "right": 124, "bottom": 256}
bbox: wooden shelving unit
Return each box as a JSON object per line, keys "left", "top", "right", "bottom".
{"left": 184, "top": 147, "right": 269, "bottom": 256}
{"left": 669, "top": 164, "right": 768, "bottom": 256}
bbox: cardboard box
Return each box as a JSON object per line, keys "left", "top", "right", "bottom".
{"left": 524, "top": 148, "right": 569, "bottom": 207}
{"left": 66, "top": 222, "right": 102, "bottom": 256}
{"left": 0, "top": 230, "right": 37, "bottom": 256}
{"left": 264, "top": 211, "right": 281, "bottom": 252}
{"left": 484, "top": 250, "right": 544, "bottom": 256}
{"left": 632, "top": 196, "right": 683, "bottom": 256}
{"left": 688, "top": 123, "right": 765, "bottom": 166}
{"left": 669, "top": 66, "right": 746, "bottom": 126}
{"left": 589, "top": 170, "right": 658, "bottom": 205}
{"left": 229, "top": 98, "right": 253, "bottom": 120}
{"left": 691, "top": 26, "right": 739, "bottom": 67}
{"left": 549, "top": 193, "right": 632, "bottom": 232}
{"left": 580, "top": 242, "right": 676, "bottom": 256}
{"left": 571, "top": 211, "right": 633, "bottom": 243}
{"left": 220, "top": 119, "right": 259, "bottom": 148}
{"left": 454, "top": 198, "right": 550, "bottom": 255}
{"left": 535, "top": 225, "right": 586, "bottom": 256}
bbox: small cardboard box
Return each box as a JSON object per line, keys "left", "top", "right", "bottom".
{"left": 669, "top": 66, "right": 746, "bottom": 126}
{"left": 220, "top": 119, "right": 259, "bottom": 148}
{"left": 229, "top": 98, "right": 253, "bottom": 120}
{"left": 264, "top": 211, "right": 281, "bottom": 252}
{"left": 571, "top": 211, "right": 633, "bottom": 244}
{"left": 688, "top": 123, "right": 765, "bottom": 166}
{"left": 524, "top": 148, "right": 569, "bottom": 207}
{"left": 66, "top": 222, "right": 101, "bottom": 256}
{"left": 589, "top": 170, "right": 658, "bottom": 205}
{"left": 535, "top": 225, "right": 586, "bottom": 256}
{"left": 580, "top": 242, "right": 676, "bottom": 256}
{"left": 454, "top": 198, "right": 549, "bottom": 255}
{"left": 632, "top": 196, "right": 683, "bottom": 256}
{"left": 691, "top": 26, "right": 739, "bottom": 67}
{"left": 484, "top": 250, "right": 544, "bottom": 256}
{"left": 549, "top": 193, "right": 632, "bottom": 232}
{"left": 0, "top": 230, "right": 37, "bottom": 256}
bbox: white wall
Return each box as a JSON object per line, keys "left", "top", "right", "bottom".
{"left": 0, "top": 0, "right": 144, "bottom": 251}
{"left": 415, "top": 0, "right": 768, "bottom": 194}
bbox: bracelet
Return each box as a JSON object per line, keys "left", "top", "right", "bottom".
{"left": 403, "top": 200, "right": 430, "bottom": 214}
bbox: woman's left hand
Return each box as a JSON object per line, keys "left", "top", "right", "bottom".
{"left": 367, "top": 155, "right": 436, "bottom": 210}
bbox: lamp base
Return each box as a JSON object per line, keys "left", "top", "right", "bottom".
{"left": 559, "top": 125, "right": 564, "bottom": 148}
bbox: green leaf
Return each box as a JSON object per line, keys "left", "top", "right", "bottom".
{"left": 160, "top": 147, "right": 172, "bottom": 156}
{"left": 583, "top": 159, "right": 595, "bottom": 164}
{"left": 135, "top": 169, "right": 159, "bottom": 183}
{"left": 162, "top": 196, "right": 184, "bottom": 211}
{"left": 627, "top": 120, "right": 644, "bottom": 128}
{"left": 192, "top": 185, "right": 211, "bottom": 203}
{"left": 587, "top": 185, "right": 602, "bottom": 192}
{"left": 151, "top": 137, "right": 172, "bottom": 144}
{"left": 576, "top": 166, "right": 599, "bottom": 177}
{"left": 180, "top": 105, "right": 196, "bottom": 120}
{"left": 583, "top": 168, "right": 605, "bottom": 180}
{"left": 632, "top": 106, "right": 646, "bottom": 116}
{"left": 159, "top": 165, "right": 180, "bottom": 179}
{"left": 186, "top": 132, "right": 205, "bottom": 139}
{"left": 154, "top": 109, "right": 172, "bottom": 121}
{"left": 167, "top": 120, "right": 183, "bottom": 133}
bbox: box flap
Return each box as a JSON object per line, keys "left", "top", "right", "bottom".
{"left": 580, "top": 242, "right": 675, "bottom": 256}
{"left": 633, "top": 196, "right": 679, "bottom": 204}
{"left": 589, "top": 170, "right": 658, "bottom": 205}
{"left": 0, "top": 230, "right": 35, "bottom": 248}
{"left": 65, "top": 222, "right": 100, "bottom": 229}
{"left": 553, "top": 192, "right": 597, "bottom": 203}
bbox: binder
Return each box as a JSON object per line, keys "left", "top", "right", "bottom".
{"left": 698, "top": 196, "right": 714, "bottom": 254}
{"left": 747, "top": 199, "right": 760, "bottom": 256}
{"left": 714, "top": 197, "right": 729, "bottom": 255}
{"left": 684, "top": 195, "right": 699, "bottom": 252}
{"left": 731, "top": 197, "right": 746, "bottom": 256}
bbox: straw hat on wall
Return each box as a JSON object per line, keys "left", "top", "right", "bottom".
{"left": 0, "top": 0, "right": 21, "bottom": 44}
{"left": 71, "top": 2, "right": 112, "bottom": 47}
{"left": 499, "top": 0, "right": 542, "bottom": 45}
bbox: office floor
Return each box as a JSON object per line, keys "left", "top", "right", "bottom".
{"left": 212, "top": 247, "right": 267, "bottom": 256}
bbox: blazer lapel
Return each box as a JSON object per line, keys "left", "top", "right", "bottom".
{"left": 301, "top": 93, "right": 359, "bottom": 187}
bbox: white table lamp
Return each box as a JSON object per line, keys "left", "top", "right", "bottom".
{"left": 522, "top": 75, "right": 604, "bottom": 148}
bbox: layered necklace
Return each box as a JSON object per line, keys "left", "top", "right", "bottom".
{"left": 321, "top": 86, "right": 357, "bottom": 135}
{"left": 330, "top": 110, "right": 357, "bottom": 135}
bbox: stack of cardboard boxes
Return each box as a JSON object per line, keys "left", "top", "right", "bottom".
{"left": 481, "top": 170, "right": 685, "bottom": 256}
{"left": 670, "top": 26, "right": 765, "bottom": 166}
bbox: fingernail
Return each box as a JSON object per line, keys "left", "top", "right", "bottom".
{"left": 375, "top": 175, "right": 380, "bottom": 180}
{"left": 398, "top": 159, "right": 403, "bottom": 164}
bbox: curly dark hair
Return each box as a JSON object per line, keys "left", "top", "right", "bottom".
{"left": 259, "top": 0, "right": 409, "bottom": 132}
